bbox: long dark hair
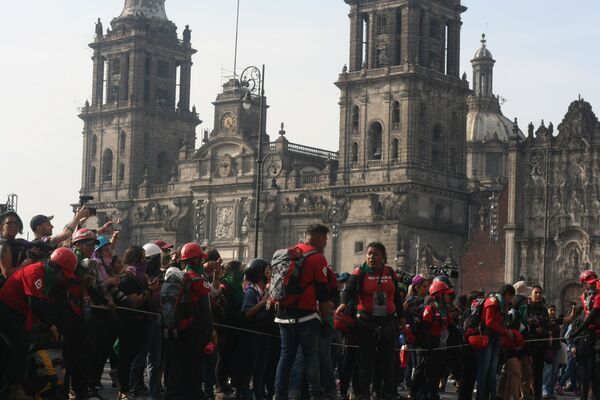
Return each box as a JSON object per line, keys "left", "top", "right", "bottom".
{"left": 123, "top": 245, "right": 145, "bottom": 265}
{"left": 366, "top": 241, "right": 387, "bottom": 264}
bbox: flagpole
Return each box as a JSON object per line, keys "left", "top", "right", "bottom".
{"left": 233, "top": 0, "right": 241, "bottom": 79}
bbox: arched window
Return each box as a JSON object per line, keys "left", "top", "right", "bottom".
{"left": 102, "top": 149, "right": 113, "bottom": 182}
{"left": 157, "top": 152, "right": 168, "bottom": 183}
{"left": 351, "top": 106, "right": 360, "bottom": 131}
{"left": 450, "top": 148, "right": 458, "bottom": 171}
{"left": 392, "top": 138, "right": 399, "bottom": 160}
{"left": 118, "top": 163, "right": 125, "bottom": 183}
{"left": 431, "top": 125, "right": 444, "bottom": 170}
{"left": 119, "top": 131, "right": 126, "bottom": 154}
{"left": 486, "top": 153, "right": 501, "bottom": 177}
{"left": 91, "top": 135, "right": 97, "bottom": 158}
{"left": 352, "top": 142, "right": 359, "bottom": 163}
{"left": 419, "top": 139, "right": 427, "bottom": 162}
{"left": 434, "top": 204, "right": 446, "bottom": 225}
{"left": 368, "top": 122, "right": 383, "bottom": 160}
{"left": 89, "top": 166, "right": 96, "bottom": 187}
{"left": 451, "top": 111, "right": 458, "bottom": 137}
{"left": 392, "top": 101, "right": 401, "bottom": 130}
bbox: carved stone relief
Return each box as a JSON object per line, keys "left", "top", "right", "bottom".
{"left": 194, "top": 200, "right": 208, "bottom": 242}
{"left": 215, "top": 206, "right": 234, "bottom": 240}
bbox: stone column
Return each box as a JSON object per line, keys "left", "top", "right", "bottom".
{"left": 92, "top": 52, "right": 104, "bottom": 105}
{"left": 389, "top": 9, "right": 400, "bottom": 66}
{"left": 349, "top": 10, "right": 364, "bottom": 71}
{"left": 179, "top": 60, "right": 192, "bottom": 111}
{"left": 367, "top": 12, "right": 375, "bottom": 69}
{"left": 504, "top": 126, "right": 521, "bottom": 283}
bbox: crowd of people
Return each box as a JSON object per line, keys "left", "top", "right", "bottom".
{"left": 0, "top": 208, "right": 599, "bottom": 400}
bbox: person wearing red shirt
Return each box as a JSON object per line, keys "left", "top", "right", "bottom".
{"left": 410, "top": 279, "right": 450, "bottom": 400}
{"left": 274, "top": 224, "right": 332, "bottom": 400}
{"left": 337, "top": 242, "right": 404, "bottom": 400}
{"left": 164, "top": 242, "right": 214, "bottom": 400}
{"left": 571, "top": 270, "right": 600, "bottom": 400}
{"left": 0, "top": 247, "right": 77, "bottom": 400}
{"left": 476, "top": 284, "right": 515, "bottom": 400}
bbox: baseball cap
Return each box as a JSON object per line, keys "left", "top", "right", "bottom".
{"left": 513, "top": 280, "right": 532, "bottom": 297}
{"left": 30, "top": 215, "right": 54, "bottom": 231}
{"left": 153, "top": 239, "right": 174, "bottom": 250}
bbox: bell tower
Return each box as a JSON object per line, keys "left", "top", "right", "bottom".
{"left": 337, "top": 0, "right": 470, "bottom": 190}
{"left": 79, "top": 0, "right": 200, "bottom": 201}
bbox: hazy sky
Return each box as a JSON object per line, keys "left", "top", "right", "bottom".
{"left": 1, "top": 0, "right": 599, "bottom": 239}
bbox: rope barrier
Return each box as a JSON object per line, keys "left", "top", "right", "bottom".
{"left": 90, "top": 305, "right": 589, "bottom": 353}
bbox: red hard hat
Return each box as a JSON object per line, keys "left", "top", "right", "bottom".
{"left": 50, "top": 247, "right": 78, "bottom": 279}
{"left": 429, "top": 280, "right": 449, "bottom": 297}
{"left": 579, "top": 270, "right": 598, "bottom": 284}
{"left": 468, "top": 335, "right": 489, "bottom": 349}
{"left": 334, "top": 313, "right": 355, "bottom": 334}
{"left": 72, "top": 228, "right": 99, "bottom": 244}
{"left": 180, "top": 243, "right": 207, "bottom": 261}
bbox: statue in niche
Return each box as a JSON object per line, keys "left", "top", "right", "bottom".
{"left": 560, "top": 244, "right": 581, "bottom": 279}
{"left": 194, "top": 200, "right": 208, "bottom": 242}
{"left": 520, "top": 243, "right": 528, "bottom": 277}
{"left": 241, "top": 197, "right": 253, "bottom": 234}
{"left": 532, "top": 197, "right": 544, "bottom": 231}
{"left": 573, "top": 156, "right": 588, "bottom": 188}
{"left": 591, "top": 194, "right": 600, "bottom": 231}
{"left": 567, "top": 190, "right": 584, "bottom": 225}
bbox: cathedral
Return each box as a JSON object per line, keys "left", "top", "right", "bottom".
{"left": 79, "top": 0, "right": 599, "bottom": 311}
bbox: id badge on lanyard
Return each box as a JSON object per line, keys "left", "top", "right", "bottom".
{"left": 439, "top": 325, "right": 449, "bottom": 348}
{"left": 372, "top": 291, "right": 388, "bottom": 317}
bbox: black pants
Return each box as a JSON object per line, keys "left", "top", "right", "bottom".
{"left": 0, "top": 301, "right": 26, "bottom": 387}
{"left": 116, "top": 315, "right": 146, "bottom": 393}
{"left": 529, "top": 345, "right": 547, "bottom": 400}
{"left": 458, "top": 346, "right": 477, "bottom": 400}
{"left": 216, "top": 328, "right": 242, "bottom": 390}
{"left": 87, "top": 308, "right": 117, "bottom": 388}
{"left": 339, "top": 336, "right": 360, "bottom": 397}
{"left": 581, "top": 333, "right": 600, "bottom": 400}
{"left": 356, "top": 317, "right": 396, "bottom": 400}
{"left": 238, "top": 332, "right": 270, "bottom": 400}
{"left": 411, "top": 337, "right": 442, "bottom": 400}
{"left": 60, "top": 309, "right": 89, "bottom": 398}
{"left": 164, "top": 330, "right": 205, "bottom": 400}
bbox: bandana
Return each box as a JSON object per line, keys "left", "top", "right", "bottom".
{"left": 186, "top": 264, "right": 205, "bottom": 276}
{"left": 223, "top": 269, "right": 245, "bottom": 303}
{"left": 131, "top": 260, "right": 148, "bottom": 282}
{"left": 43, "top": 261, "right": 59, "bottom": 296}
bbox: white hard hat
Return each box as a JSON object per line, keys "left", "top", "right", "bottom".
{"left": 165, "top": 266, "right": 185, "bottom": 282}
{"left": 143, "top": 243, "right": 163, "bottom": 258}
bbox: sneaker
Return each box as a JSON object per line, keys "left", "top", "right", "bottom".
{"left": 555, "top": 385, "right": 564, "bottom": 396}
{"left": 118, "top": 392, "right": 138, "bottom": 400}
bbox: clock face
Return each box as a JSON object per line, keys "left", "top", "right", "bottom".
{"left": 221, "top": 113, "right": 236, "bottom": 131}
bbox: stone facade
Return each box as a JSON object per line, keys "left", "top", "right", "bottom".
{"left": 80, "top": 0, "right": 471, "bottom": 275}
{"left": 79, "top": 1, "right": 599, "bottom": 307}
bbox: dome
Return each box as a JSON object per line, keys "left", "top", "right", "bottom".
{"left": 466, "top": 110, "right": 525, "bottom": 143}
{"left": 119, "top": 0, "right": 168, "bottom": 20}
{"left": 473, "top": 34, "right": 493, "bottom": 60}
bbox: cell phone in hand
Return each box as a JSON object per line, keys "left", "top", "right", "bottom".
{"left": 112, "top": 223, "right": 123, "bottom": 231}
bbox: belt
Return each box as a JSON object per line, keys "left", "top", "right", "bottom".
{"left": 275, "top": 313, "right": 320, "bottom": 324}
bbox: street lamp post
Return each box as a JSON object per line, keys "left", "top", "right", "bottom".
{"left": 489, "top": 190, "right": 500, "bottom": 292}
{"left": 241, "top": 65, "right": 266, "bottom": 258}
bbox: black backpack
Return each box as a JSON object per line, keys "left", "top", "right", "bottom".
{"left": 463, "top": 297, "right": 486, "bottom": 337}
